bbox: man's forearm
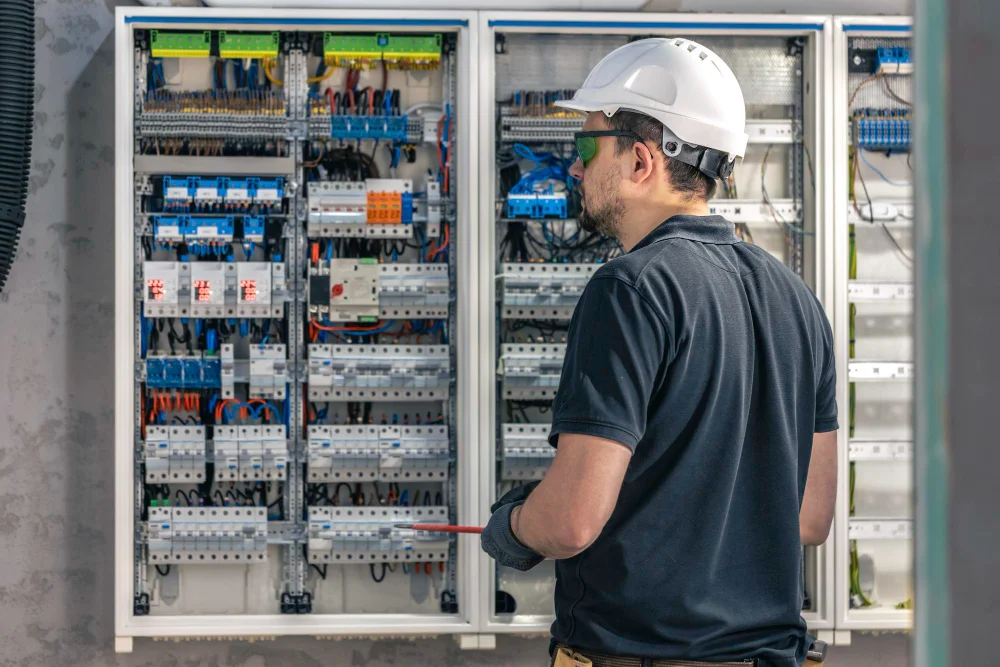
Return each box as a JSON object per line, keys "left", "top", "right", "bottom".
{"left": 511, "top": 494, "right": 595, "bottom": 560}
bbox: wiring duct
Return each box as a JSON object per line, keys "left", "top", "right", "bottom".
{"left": 0, "top": 0, "right": 35, "bottom": 292}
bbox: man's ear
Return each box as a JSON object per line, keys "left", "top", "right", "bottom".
{"left": 631, "top": 141, "right": 656, "bottom": 185}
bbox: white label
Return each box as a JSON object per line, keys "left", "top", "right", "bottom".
{"left": 156, "top": 225, "right": 181, "bottom": 239}
{"left": 165, "top": 186, "right": 189, "bottom": 200}
{"left": 227, "top": 188, "right": 251, "bottom": 202}
{"left": 256, "top": 189, "right": 280, "bottom": 203}
{"left": 195, "top": 226, "right": 220, "bottom": 238}
{"left": 195, "top": 187, "right": 219, "bottom": 201}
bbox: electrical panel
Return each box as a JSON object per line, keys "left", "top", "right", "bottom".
{"left": 117, "top": 9, "right": 473, "bottom": 640}
{"left": 834, "top": 18, "right": 914, "bottom": 633}
{"left": 480, "top": 14, "right": 830, "bottom": 634}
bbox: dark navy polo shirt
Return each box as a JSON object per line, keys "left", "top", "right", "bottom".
{"left": 548, "top": 215, "right": 838, "bottom": 666}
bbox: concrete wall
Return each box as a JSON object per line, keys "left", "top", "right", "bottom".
{"left": 0, "top": 0, "right": 911, "bottom": 664}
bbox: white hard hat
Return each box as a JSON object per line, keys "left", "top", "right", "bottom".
{"left": 555, "top": 38, "right": 748, "bottom": 179}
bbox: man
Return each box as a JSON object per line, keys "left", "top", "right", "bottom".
{"left": 481, "top": 38, "right": 838, "bottom": 667}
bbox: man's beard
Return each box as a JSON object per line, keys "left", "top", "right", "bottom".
{"left": 577, "top": 178, "right": 624, "bottom": 239}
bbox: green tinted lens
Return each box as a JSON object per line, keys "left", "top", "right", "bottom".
{"left": 576, "top": 136, "right": 597, "bottom": 166}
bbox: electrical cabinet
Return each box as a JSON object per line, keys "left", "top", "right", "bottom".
{"left": 832, "top": 16, "right": 914, "bottom": 633}
{"left": 477, "top": 11, "right": 834, "bottom": 636}
{"left": 115, "top": 7, "right": 478, "bottom": 646}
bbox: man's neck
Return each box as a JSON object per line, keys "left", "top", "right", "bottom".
{"left": 619, "top": 199, "right": 711, "bottom": 251}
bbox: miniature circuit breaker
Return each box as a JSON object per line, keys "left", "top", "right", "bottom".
{"left": 307, "top": 344, "right": 451, "bottom": 401}
{"left": 214, "top": 425, "right": 288, "bottom": 482}
{"left": 308, "top": 424, "right": 449, "bottom": 482}
{"left": 147, "top": 506, "right": 268, "bottom": 565}
{"left": 144, "top": 261, "right": 189, "bottom": 318}
{"left": 218, "top": 343, "right": 288, "bottom": 399}
{"left": 499, "top": 344, "right": 566, "bottom": 400}
{"left": 377, "top": 264, "right": 449, "bottom": 318}
{"left": 501, "top": 424, "right": 555, "bottom": 481}
{"left": 500, "top": 263, "right": 597, "bottom": 319}
{"left": 248, "top": 344, "right": 288, "bottom": 399}
{"left": 307, "top": 506, "right": 450, "bottom": 565}
{"left": 144, "top": 425, "right": 208, "bottom": 483}
{"left": 306, "top": 181, "right": 369, "bottom": 237}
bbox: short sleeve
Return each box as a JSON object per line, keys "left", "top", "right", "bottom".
{"left": 548, "top": 276, "right": 667, "bottom": 451}
{"left": 814, "top": 312, "right": 839, "bottom": 433}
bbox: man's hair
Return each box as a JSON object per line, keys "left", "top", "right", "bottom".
{"left": 606, "top": 110, "right": 718, "bottom": 201}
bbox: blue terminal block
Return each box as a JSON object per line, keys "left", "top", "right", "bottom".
{"left": 153, "top": 215, "right": 188, "bottom": 242}
{"left": 506, "top": 193, "right": 569, "bottom": 220}
{"left": 854, "top": 109, "right": 911, "bottom": 151}
{"left": 146, "top": 356, "right": 223, "bottom": 389}
{"left": 223, "top": 177, "right": 255, "bottom": 208}
{"left": 163, "top": 176, "right": 195, "bottom": 208}
{"left": 401, "top": 192, "right": 414, "bottom": 224}
{"left": 875, "top": 46, "right": 912, "bottom": 74}
{"left": 192, "top": 176, "right": 226, "bottom": 204}
{"left": 328, "top": 114, "right": 408, "bottom": 142}
{"left": 187, "top": 215, "right": 235, "bottom": 242}
{"left": 243, "top": 215, "right": 266, "bottom": 243}
{"left": 251, "top": 177, "right": 285, "bottom": 207}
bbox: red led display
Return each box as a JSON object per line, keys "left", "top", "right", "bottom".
{"left": 193, "top": 279, "right": 212, "bottom": 302}
{"left": 240, "top": 279, "right": 258, "bottom": 302}
{"left": 147, "top": 278, "right": 165, "bottom": 301}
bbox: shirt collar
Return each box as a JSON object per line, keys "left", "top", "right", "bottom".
{"left": 631, "top": 214, "right": 739, "bottom": 252}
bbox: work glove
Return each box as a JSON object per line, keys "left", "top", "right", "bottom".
{"left": 482, "top": 481, "right": 544, "bottom": 571}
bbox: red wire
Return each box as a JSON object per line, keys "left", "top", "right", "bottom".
{"left": 325, "top": 87, "right": 336, "bottom": 114}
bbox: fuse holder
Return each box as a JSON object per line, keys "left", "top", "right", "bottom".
{"left": 367, "top": 191, "right": 403, "bottom": 224}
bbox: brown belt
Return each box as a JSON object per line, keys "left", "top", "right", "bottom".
{"left": 552, "top": 645, "right": 755, "bottom": 667}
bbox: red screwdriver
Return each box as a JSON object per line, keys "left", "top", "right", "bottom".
{"left": 395, "top": 523, "right": 483, "bottom": 534}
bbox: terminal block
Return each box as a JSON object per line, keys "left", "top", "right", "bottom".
{"left": 500, "top": 344, "right": 566, "bottom": 400}
{"left": 147, "top": 506, "right": 268, "bottom": 565}
{"left": 150, "top": 30, "right": 211, "bottom": 58}
{"left": 187, "top": 215, "right": 235, "bottom": 244}
{"left": 499, "top": 108, "right": 583, "bottom": 143}
{"left": 144, "top": 425, "right": 208, "bottom": 483}
{"left": 307, "top": 506, "right": 450, "bottom": 565}
{"left": 500, "top": 263, "right": 597, "bottom": 319}
{"left": 145, "top": 353, "right": 221, "bottom": 389}
{"left": 323, "top": 33, "right": 442, "bottom": 70}
{"left": 308, "top": 344, "right": 451, "bottom": 401}
{"left": 874, "top": 46, "right": 912, "bottom": 75}
{"left": 501, "top": 424, "right": 555, "bottom": 481}
{"left": 153, "top": 215, "right": 187, "bottom": 243}
{"left": 248, "top": 344, "right": 288, "bottom": 399}
{"left": 218, "top": 32, "right": 280, "bottom": 59}
{"left": 506, "top": 192, "right": 569, "bottom": 219}
{"left": 852, "top": 110, "right": 911, "bottom": 152}
{"left": 378, "top": 264, "right": 449, "bottom": 318}
{"left": 308, "top": 424, "right": 449, "bottom": 482}
{"left": 162, "top": 176, "right": 286, "bottom": 211}
{"left": 214, "top": 425, "right": 288, "bottom": 482}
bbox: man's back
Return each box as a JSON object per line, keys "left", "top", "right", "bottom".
{"left": 548, "top": 215, "right": 838, "bottom": 666}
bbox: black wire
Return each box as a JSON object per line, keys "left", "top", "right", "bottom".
{"left": 855, "top": 147, "right": 913, "bottom": 265}
{"left": 155, "top": 565, "right": 171, "bottom": 577}
{"left": 370, "top": 563, "right": 387, "bottom": 583}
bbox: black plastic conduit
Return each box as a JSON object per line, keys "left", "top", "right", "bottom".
{"left": 0, "top": 0, "right": 34, "bottom": 293}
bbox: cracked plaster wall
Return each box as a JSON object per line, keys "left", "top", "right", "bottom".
{"left": 0, "top": 0, "right": 910, "bottom": 664}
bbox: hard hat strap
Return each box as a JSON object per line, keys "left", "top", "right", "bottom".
{"left": 661, "top": 125, "right": 735, "bottom": 181}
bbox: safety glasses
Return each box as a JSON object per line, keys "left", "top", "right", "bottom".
{"left": 574, "top": 130, "right": 644, "bottom": 167}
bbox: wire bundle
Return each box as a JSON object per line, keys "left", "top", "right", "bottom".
{"left": 0, "top": 0, "right": 34, "bottom": 292}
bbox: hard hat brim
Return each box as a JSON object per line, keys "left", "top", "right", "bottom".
{"left": 552, "top": 99, "right": 597, "bottom": 115}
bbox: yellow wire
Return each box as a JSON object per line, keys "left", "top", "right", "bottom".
{"left": 307, "top": 67, "right": 336, "bottom": 84}
{"left": 263, "top": 60, "right": 283, "bottom": 86}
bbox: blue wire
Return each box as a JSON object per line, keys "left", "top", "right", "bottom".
{"left": 859, "top": 150, "right": 912, "bottom": 187}
{"left": 326, "top": 241, "right": 333, "bottom": 263}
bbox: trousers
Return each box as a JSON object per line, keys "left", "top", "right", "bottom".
{"left": 550, "top": 645, "right": 825, "bottom": 667}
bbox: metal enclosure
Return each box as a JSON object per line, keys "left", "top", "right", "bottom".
{"left": 831, "top": 15, "right": 914, "bottom": 634}
{"left": 114, "top": 6, "right": 480, "bottom": 648}
{"left": 476, "top": 11, "right": 835, "bottom": 637}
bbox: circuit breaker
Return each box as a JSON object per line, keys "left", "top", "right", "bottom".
{"left": 118, "top": 9, "right": 472, "bottom": 639}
